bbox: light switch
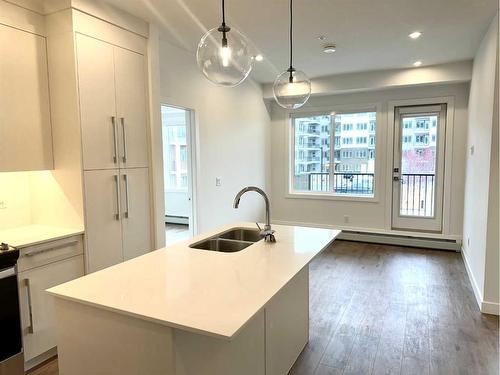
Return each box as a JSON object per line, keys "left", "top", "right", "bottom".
{"left": 215, "top": 177, "right": 222, "bottom": 187}
{"left": 0, "top": 201, "right": 6, "bottom": 209}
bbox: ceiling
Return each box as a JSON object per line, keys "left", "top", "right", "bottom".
{"left": 103, "top": 0, "right": 497, "bottom": 83}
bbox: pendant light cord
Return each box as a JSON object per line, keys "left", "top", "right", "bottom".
{"left": 288, "top": 0, "right": 294, "bottom": 82}
{"left": 222, "top": 0, "right": 226, "bottom": 26}
{"left": 289, "top": 0, "right": 293, "bottom": 70}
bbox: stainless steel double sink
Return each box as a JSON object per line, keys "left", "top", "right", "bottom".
{"left": 189, "top": 228, "right": 262, "bottom": 253}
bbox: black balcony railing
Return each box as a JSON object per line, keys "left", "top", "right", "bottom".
{"left": 307, "top": 173, "right": 375, "bottom": 195}
{"left": 400, "top": 173, "right": 435, "bottom": 216}
{"left": 303, "top": 173, "right": 436, "bottom": 211}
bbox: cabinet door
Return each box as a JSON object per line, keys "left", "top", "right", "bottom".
{"left": 18, "top": 255, "right": 84, "bottom": 361}
{"left": 120, "top": 168, "right": 151, "bottom": 260}
{"left": 114, "top": 47, "right": 149, "bottom": 168}
{"left": 76, "top": 34, "right": 118, "bottom": 170}
{"left": 0, "top": 24, "right": 53, "bottom": 171}
{"left": 84, "top": 169, "right": 123, "bottom": 273}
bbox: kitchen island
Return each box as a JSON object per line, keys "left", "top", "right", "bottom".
{"left": 48, "top": 223, "right": 340, "bottom": 375}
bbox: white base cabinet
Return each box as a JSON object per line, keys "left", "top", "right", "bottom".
{"left": 17, "top": 236, "right": 84, "bottom": 363}
{"left": 53, "top": 267, "right": 310, "bottom": 375}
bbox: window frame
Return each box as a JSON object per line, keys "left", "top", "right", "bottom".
{"left": 286, "top": 103, "right": 382, "bottom": 202}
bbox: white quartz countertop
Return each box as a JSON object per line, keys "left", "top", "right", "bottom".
{"left": 0, "top": 225, "right": 84, "bottom": 249}
{"left": 48, "top": 223, "right": 340, "bottom": 340}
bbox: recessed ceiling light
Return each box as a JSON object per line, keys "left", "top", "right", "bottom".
{"left": 323, "top": 45, "right": 336, "bottom": 54}
{"left": 413, "top": 60, "right": 423, "bottom": 67}
{"left": 409, "top": 31, "right": 422, "bottom": 39}
{"left": 254, "top": 54, "right": 264, "bottom": 62}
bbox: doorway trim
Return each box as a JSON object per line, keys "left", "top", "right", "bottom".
{"left": 386, "top": 96, "right": 455, "bottom": 235}
{"left": 160, "top": 101, "right": 199, "bottom": 237}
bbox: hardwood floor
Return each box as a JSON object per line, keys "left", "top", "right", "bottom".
{"left": 28, "top": 241, "right": 499, "bottom": 375}
{"left": 290, "top": 240, "right": 499, "bottom": 375}
{"left": 165, "top": 223, "right": 190, "bottom": 245}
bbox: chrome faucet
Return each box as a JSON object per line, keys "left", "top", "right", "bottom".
{"left": 233, "top": 186, "right": 276, "bottom": 242}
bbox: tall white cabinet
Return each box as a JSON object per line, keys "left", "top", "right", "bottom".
{"left": 75, "top": 33, "right": 151, "bottom": 273}
{"left": 45, "top": 8, "right": 153, "bottom": 275}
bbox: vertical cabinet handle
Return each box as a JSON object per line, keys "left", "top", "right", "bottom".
{"left": 111, "top": 116, "right": 118, "bottom": 164}
{"left": 121, "top": 117, "right": 127, "bottom": 163}
{"left": 123, "top": 174, "right": 130, "bottom": 218}
{"left": 113, "top": 174, "right": 120, "bottom": 220}
{"left": 23, "top": 279, "right": 34, "bottom": 334}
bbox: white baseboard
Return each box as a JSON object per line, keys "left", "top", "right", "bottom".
{"left": 461, "top": 247, "right": 484, "bottom": 309}
{"left": 481, "top": 300, "right": 500, "bottom": 315}
{"left": 461, "top": 247, "right": 499, "bottom": 316}
{"left": 25, "top": 347, "right": 57, "bottom": 371}
{"left": 272, "top": 219, "right": 461, "bottom": 250}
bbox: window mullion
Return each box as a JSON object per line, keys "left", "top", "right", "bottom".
{"left": 329, "top": 115, "right": 335, "bottom": 193}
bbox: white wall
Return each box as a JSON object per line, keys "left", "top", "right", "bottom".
{"left": 462, "top": 13, "right": 499, "bottom": 314}
{"left": 0, "top": 171, "right": 82, "bottom": 230}
{"left": 270, "top": 83, "right": 469, "bottom": 239}
{"left": 158, "top": 39, "right": 270, "bottom": 233}
{"left": 262, "top": 61, "right": 472, "bottom": 99}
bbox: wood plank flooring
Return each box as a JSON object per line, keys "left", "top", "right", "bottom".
{"left": 290, "top": 240, "right": 499, "bottom": 375}
{"left": 28, "top": 240, "right": 499, "bottom": 375}
{"left": 165, "top": 223, "right": 190, "bottom": 245}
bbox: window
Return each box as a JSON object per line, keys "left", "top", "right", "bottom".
{"left": 356, "top": 136, "right": 367, "bottom": 144}
{"left": 343, "top": 137, "right": 353, "bottom": 145}
{"left": 415, "top": 135, "right": 428, "bottom": 144}
{"left": 292, "top": 110, "right": 377, "bottom": 197}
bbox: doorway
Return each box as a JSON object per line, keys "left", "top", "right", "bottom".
{"left": 392, "top": 104, "right": 447, "bottom": 232}
{"left": 161, "top": 105, "right": 196, "bottom": 245}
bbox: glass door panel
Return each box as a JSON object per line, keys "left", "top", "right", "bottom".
{"left": 392, "top": 105, "right": 446, "bottom": 232}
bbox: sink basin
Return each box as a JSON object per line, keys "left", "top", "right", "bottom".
{"left": 190, "top": 238, "right": 253, "bottom": 252}
{"left": 218, "top": 228, "right": 262, "bottom": 242}
{"left": 189, "top": 227, "right": 263, "bottom": 252}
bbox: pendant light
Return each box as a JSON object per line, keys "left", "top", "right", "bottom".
{"left": 273, "top": 0, "right": 311, "bottom": 109}
{"left": 196, "top": 0, "right": 254, "bottom": 87}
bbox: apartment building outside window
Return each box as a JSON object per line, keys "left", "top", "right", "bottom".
{"left": 291, "top": 110, "right": 377, "bottom": 197}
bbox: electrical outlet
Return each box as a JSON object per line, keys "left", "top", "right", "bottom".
{"left": 343, "top": 215, "right": 350, "bottom": 223}
{"left": 0, "top": 200, "right": 6, "bottom": 210}
{"left": 470, "top": 145, "right": 474, "bottom": 156}
{"left": 215, "top": 177, "right": 222, "bottom": 187}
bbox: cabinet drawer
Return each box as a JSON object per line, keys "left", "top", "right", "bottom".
{"left": 18, "top": 236, "right": 83, "bottom": 272}
{"left": 18, "top": 255, "right": 84, "bottom": 361}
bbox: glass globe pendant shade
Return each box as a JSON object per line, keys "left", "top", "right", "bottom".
{"left": 273, "top": 69, "right": 311, "bottom": 109}
{"left": 196, "top": 27, "right": 254, "bottom": 87}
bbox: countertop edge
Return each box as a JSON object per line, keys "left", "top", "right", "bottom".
{"left": 47, "top": 229, "right": 342, "bottom": 340}
{"left": 16, "top": 230, "right": 85, "bottom": 249}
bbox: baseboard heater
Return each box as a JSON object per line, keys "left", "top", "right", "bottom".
{"left": 165, "top": 215, "right": 189, "bottom": 225}
{"left": 337, "top": 230, "right": 461, "bottom": 251}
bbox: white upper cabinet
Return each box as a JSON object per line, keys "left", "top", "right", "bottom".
{"left": 114, "top": 47, "right": 149, "bottom": 168}
{"left": 76, "top": 34, "right": 118, "bottom": 170}
{"left": 0, "top": 24, "right": 53, "bottom": 172}
{"left": 76, "top": 33, "right": 149, "bottom": 170}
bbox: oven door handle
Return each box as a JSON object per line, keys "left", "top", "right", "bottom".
{"left": 23, "top": 278, "right": 34, "bottom": 334}
{"left": 0, "top": 267, "right": 15, "bottom": 279}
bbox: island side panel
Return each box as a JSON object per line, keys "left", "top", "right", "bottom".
{"left": 53, "top": 298, "right": 175, "bottom": 375}
{"left": 265, "top": 265, "right": 309, "bottom": 375}
{"left": 173, "top": 309, "right": 265, "bottom": 375}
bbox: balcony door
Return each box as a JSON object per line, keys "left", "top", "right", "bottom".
{"left": 392, "top": 105, "right": 446, "bottom": 232}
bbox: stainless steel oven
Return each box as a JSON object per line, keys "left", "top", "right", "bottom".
{"left": 0, "top": 246, "right": 24, "bottom": 375}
